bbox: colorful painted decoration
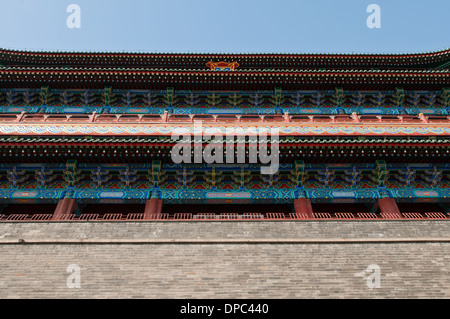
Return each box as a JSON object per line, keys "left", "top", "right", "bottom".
{"left": 206, "top": 61, "right": 239, "bottom": 71}
{"left": 0, "top": 47, "right": 448, "bottom": 218}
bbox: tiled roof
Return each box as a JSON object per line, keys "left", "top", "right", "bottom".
{"left": 1, "top": 48, "right": 449, "bottom": 70}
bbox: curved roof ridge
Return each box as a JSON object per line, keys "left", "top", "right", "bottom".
{"left": 1, "top": 46, "right": 450, "bottom": 57}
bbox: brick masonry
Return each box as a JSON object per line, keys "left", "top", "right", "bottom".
{"left": 0, "top": 221, "right": 449, "bottom": 298}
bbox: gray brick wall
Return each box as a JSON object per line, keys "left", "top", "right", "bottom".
{"left": 1, "top": 220, "right": 450, "bottom": 241}
{"left": 0, "top": 221, "right": 449, "bottom": 298}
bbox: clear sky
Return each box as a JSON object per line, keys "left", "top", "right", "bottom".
{"left": 0, "top": 0, "right": 449, "bottom": 54}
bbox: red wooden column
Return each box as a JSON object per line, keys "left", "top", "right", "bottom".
{"left": 52, "top": 198, "right": 77, "bottom": 220}
{"left": 294, "top": 198, "right": 314, "bottom": 219}
{"left": 377, "top": 197, "right": 402, "bottom": 219}
{"left": 156, "top": 199, "right": 163, "bottom": 214}
{"left": 143, "top": 190, "right": 162, "bottom": 219}
{"left": 143, "top": 198, "right": 158, "bottom": 219}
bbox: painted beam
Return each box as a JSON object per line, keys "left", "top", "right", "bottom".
{"left": 0, "top": 188, "right": 447, "bottom": 203}
{"left": 0, "top": 123, "right": 449, "bottom": 137}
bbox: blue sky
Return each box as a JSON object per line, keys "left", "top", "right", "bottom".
{"left": 0, "top": 0, "right": 449, "bottom": 54}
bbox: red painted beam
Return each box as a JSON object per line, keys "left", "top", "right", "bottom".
{"left": 0, "top": 142, "right": 447, "bottom": 148}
